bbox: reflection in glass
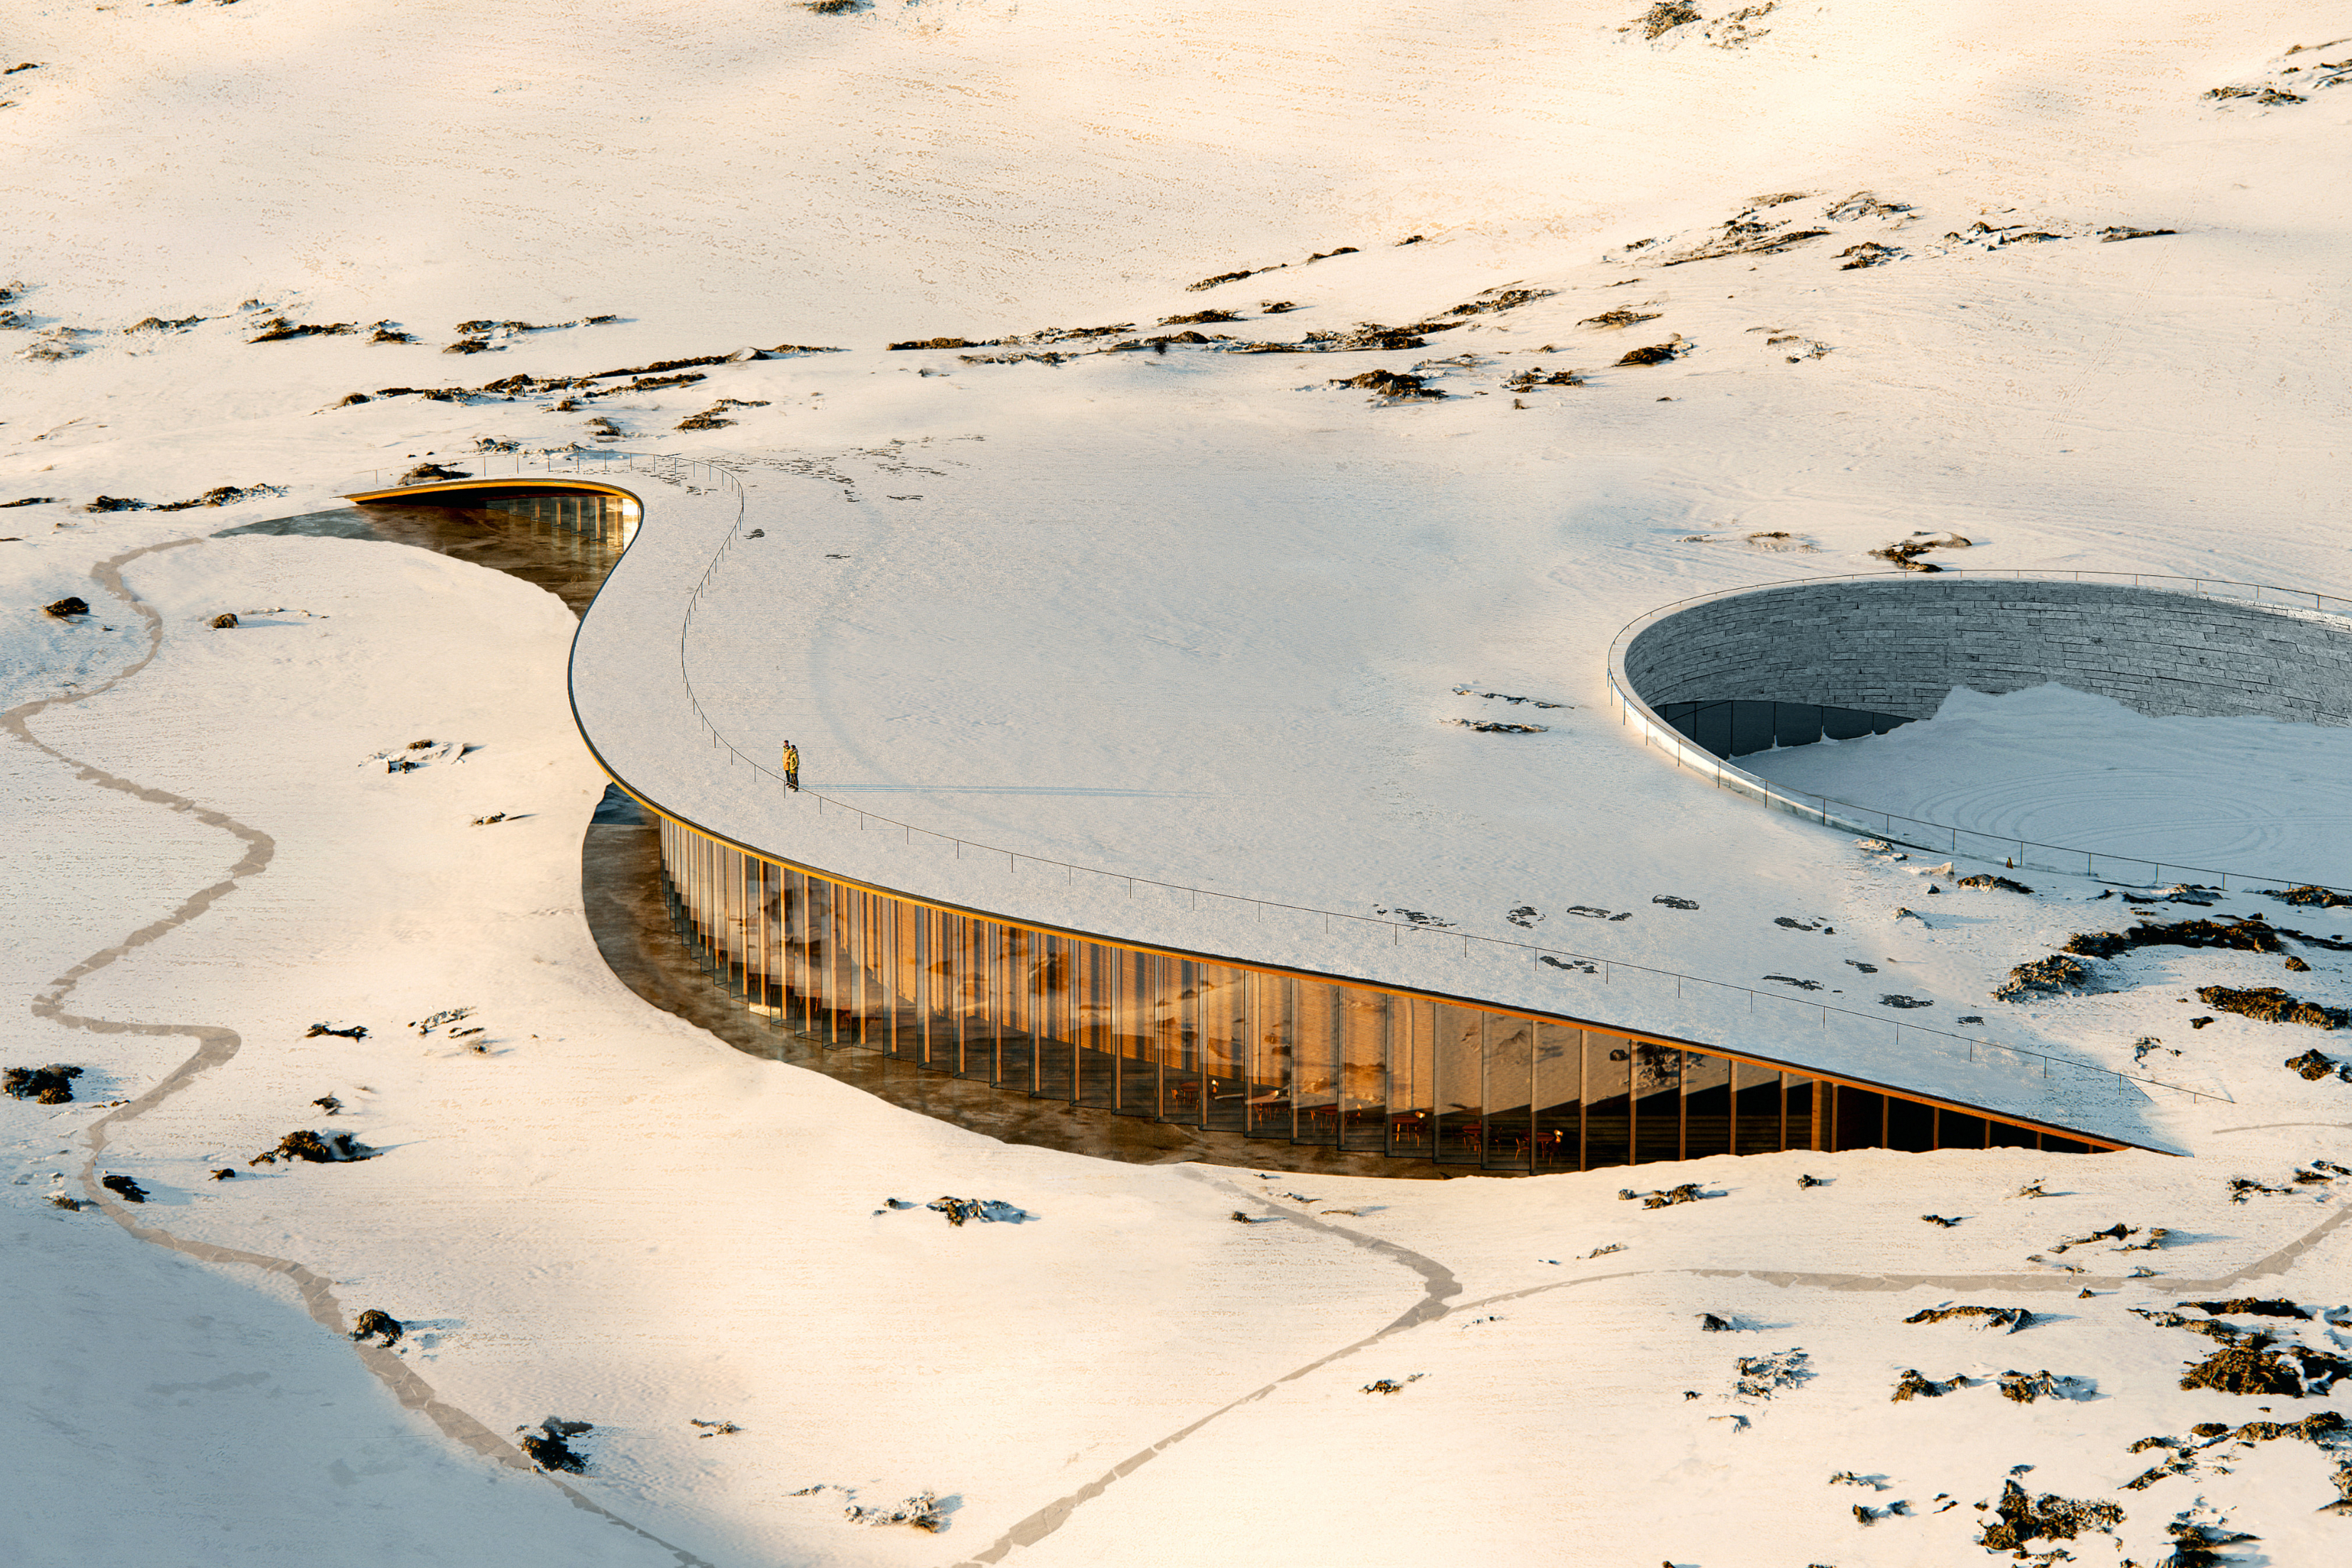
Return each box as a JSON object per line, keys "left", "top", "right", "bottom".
{"left": 650, "top": 817, "right": 2110, "bottom": 1172}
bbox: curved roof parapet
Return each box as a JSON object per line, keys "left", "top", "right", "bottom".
{"left": 367, "top": 457, "right": 2192, "bottom": 1157}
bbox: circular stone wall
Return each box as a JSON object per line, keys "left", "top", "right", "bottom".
{"left": 1620, "top": 578, "right": 2352, "bottom": 727}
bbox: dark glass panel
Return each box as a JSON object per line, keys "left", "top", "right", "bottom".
{"left": 1693, "top": 702, "right": 1733, "bottom": 758}
{"left": 1784, "top": 1076, "right": 1820, "bottom": 1152}
{"left": 1732, "top": 1062, "right": 1782, "bottom": 1156}
{"left": 1075, "top": 941, "right": 1117, "bottom": 1110}
{"left": 1630, "top": 1043, "right": 1683, "bottom": 1164}
{"left": 1886, "top": 1095, "right": 1936, "bottom": 1153}
{"left": 1988, "top": 1117, "right": 2036, "bottom": 1149}
{"left": 996, "top": 926, "right": 1035, "bottom": 1093}
{"left": 1247, "top": 973, "right": 1294, "bottom": 1139}
{"left": 2043, "top": 1135, "right": 2090, "bottom": 1154}
{"left": 1484, "top": 1018, "right": 1534, "bottom": 1171}
{"left": 1432, "top": 1005, "right": 1484, "bottom": 1164}
{"left": 1031, "top": 933, "right": 1077, "bottom": 1100}
{"left": 1584, "top": 1033, "right": 1633, "bottom": 1170}
{"left": 1197, "top": 965, "right": 1247, "bottom": 1132}
{"left": 1115, "top": 950, "right": 1158, "bottom": 1115}
{"left": 1530, "top": 1022, "right": 1581, "bottom": 1172}
{"left": 1292, "top": 980, "right": 1341, "bottom": 1147}
{"left": 1772, "top": 702, "right": 1824, "bottom": 749}
{"left": 1832, "top": 1084, "right": 1886, "bottom": 1152}
{"left": 1387, "top": 998, "right": 1433, "bottom": 1159}
{"left": 1339, "top": 988, "right": 1391, "bottom": 1152}
{"left": 1935, "top": 1110, "right": 1988, "bottom": 1150}
{"left": 1682, "top": 1050, "right": 1733, "bottom": 1159}
{"left": 1728, "top": 702, "right": 1776, "bottom": 759}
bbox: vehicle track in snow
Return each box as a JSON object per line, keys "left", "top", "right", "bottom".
{"left": 953, "top": 1171, "right": 2351, "bottom": 1566}
{"left": 7, "top": 538, "right": 714, "bottom": 1568}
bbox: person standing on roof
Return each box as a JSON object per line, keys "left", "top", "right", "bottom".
{"left": 779, "top": 739, "right": 800, "bottom": 793}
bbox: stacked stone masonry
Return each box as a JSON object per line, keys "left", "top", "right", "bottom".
{"left": 1623, "top": 580, "right": 2352, "bottom": 725}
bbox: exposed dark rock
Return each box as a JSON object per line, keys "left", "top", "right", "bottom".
{"left": 44, "top": 595, "right": 91, "bottom": 617}
{"left": 399, "top": 463, "right": 470, "bottom": 484}
{"left": 1699, "top": 1313, "right": 1734, "bottom": 1331}
{"left": 844, "top": 1490, "right": 948, "bottom": 1531}
{"left": 49, "top": 1193, "right": 83, "bottom": 1211}
{"left": 1869, "top": 533, "right": 1970, "bottom": 571}
{"left": 210, "top": 612, "right": 238, "bottom": 629}
{"left": 1839, "top": 241, "right": 1903, "bottom": 269}
{"left": 1921, "top": 1214, "right": 1964, "bottom": 1227}
{"left": 1904, "top": 1304, "right": 2033, "bottom": 1332}
{"left": 2284, "top": 1048, "right": 2348, "bottom": 1080}
{"left": 1635, "top": 2, "right": 1700, "bottom": 39}
{"left": 4, "top": 1063, "right": 82, "bottom": 1103}
{"left": 1619, "top": 1182, "right": 1712, "bottom": 1209}
{"left": 209, "top": 1168, "right": 236, "bottom": 1181}
{"left": 1957, "top": 874, "right": 2035, "bottom": 895}
{"left": 2182, "top": 1298, "right": 2310, "bottom": 1319}
{"left": 1442, "top": 287, "right": 1553, "bottom": 316}
{"left": 349, "top": 1308, "right": 403, "bottom": 1346}
{"left": 1891, "top": 1368, "right": 1963, "bottom": 1401}
{"left": 517, "top": 1418, "right": 593, "bottom": 1472}
{"left": 2197, "top": 984, "right": 2348, "bottom": 1030}
{"left": 2179, "top": 1339, "right": 2308, "bottom": 1396}
{"left": 1360, "top": 1375, "right": 1424, "bottom": 1394}
{"left": 1615, "top": 340, "right": 1684, "bottom": 366}
{"left": 1995, "top": 953, "right": 2090, "bottom": 1002}
{"left": 247, "top": 317, "right": 356, "bottom": 343}
{"left": 1732, "top": 1348, "right": 1810, "bottom": 1398}
{"left": 889, "top": 337, "right": 981, "bottom": 351}
{"left": 1331, "top": 369, "right": 1444, "bottom": 401}
{"left": 2069, "top": 918, "right": 2286, "bottom": 960}
{"left": 304, "top": 1023, "right": 368, "bottom": 1040}
{"left": 926, "top": 1196, "right": 1028, "bottom": 1226}
{"left": 2261, "top": 883, "right": 2352, "bottom": 908}
{"left": 1995, "top": 1369, "right": 2082, "bottom": 1403}
{"left": 312, "top": 1095, "right": 342, "bottom": 1116}
{"left": 248, "top": 1129, "right": 375, "bottom": 1167}
{"left": 1159, "top": 309, "right": 1240, "bottom": 325}
{"left": 101, "top": 1173, "right": 148, "bottom": 1203}
{"left": 1973, "top": 1478, "right": 2122, "bottom": 1557}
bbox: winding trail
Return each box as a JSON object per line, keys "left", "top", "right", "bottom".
{"left": 7, "top": 539, "right": 714, "bottom": 1568}
{"left": 953, "top": 1169, "right": 2350, "bottom": 1566}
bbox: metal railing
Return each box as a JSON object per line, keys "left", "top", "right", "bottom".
{"left": 1605, "top": 569, "right": 2352, "bottom": 897}
{"left": 618, "top": 465, "right": 2225, "bottom": 1113}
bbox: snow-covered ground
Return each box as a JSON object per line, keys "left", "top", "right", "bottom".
{"left": 6, "top": 3, "right": 2352, "bottom": 1564}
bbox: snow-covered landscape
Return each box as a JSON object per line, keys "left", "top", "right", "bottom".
{"left": 6, "top": 4, "right": 2351, "bottom": 1564}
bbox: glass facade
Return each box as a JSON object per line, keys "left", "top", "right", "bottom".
{"left": 655, "top": 814, "right": 2113, "bottom": 1172}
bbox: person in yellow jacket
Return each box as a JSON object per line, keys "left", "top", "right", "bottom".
{"left": 779, "top": 739, "right": 800, "bottom": 793}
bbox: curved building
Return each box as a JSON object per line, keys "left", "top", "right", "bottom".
{"left": 349, "top": 461, "right": 2167, "bottom": 1172}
